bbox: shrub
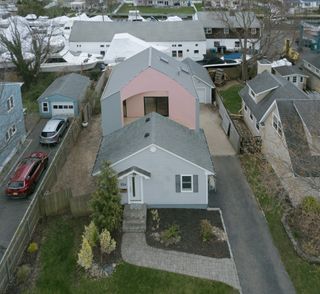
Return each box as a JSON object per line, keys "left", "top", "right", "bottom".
{"left": 77, "top": 237, "right": 93, "bottom": 270}
{"left": 90, "top": 162, "right": 123, "bottom": 232}
{"left": 27, "top": 242, "right": 38, "bottom": 254}
{"left": 16, "top": 264, "right": 31, "bottom": 284}
{"left": 301, "top": 196, "right": 320, "bottom": 215}
{"left": 160, "top": 224, "right": 181, "bottom": 246}
{"left": 84, "top": 221, "right": 99, "bottom": 247}
{"left": 200, "top": 219, "right": 214, "bottom": 242}
{"left": 100, "top": 229, "right": 116, "bottom": 255}
{"left": 151, "top": 209, "right": 160, "bottom": 231}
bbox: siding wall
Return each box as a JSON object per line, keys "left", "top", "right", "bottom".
{"left": 38, "top": 95, "right": 78, "bottom": 118}
{"left": 0, "top": 84, "right": 26, "bottom": 172}
{"left": 113, "top": 146, "right": 209, "bottom": 208}
{"left": 242, "top": 100, "right": 260, "bottom": 137}
{"left": 193, "top": 76, "right": 212, "bottom": 104}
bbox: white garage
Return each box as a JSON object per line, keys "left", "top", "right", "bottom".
{"left": 51, "top": 102, "right": 75, "bottom": 116}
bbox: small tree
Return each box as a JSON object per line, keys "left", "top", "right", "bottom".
{"left": 83, "top": 221, "right": 99, "bottom": 247}
{"left": 90, "top": 161, "right": 122, "bottom": 232}
{"left": 77, "top": 237, "right": 93, "bottom": 270}
{"left": 100, "top": 229, "right": 116, "bottom": 255}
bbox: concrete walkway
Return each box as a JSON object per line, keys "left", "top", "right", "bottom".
{"left": 200, "top": 104, "right": 236, "bottom": 156}
{"left": 121, "top": 232, "right": 241, "bottom": 291}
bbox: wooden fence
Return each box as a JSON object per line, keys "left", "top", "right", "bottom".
{"left": 0, "top": 117, "right": 82, "bottom": 293}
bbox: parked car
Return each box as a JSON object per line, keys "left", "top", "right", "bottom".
{"left": 39, "top": 116, "right": 69, "bottom": 145}
{"left": 5, "top": 151, "right": 49, "bottom": 198}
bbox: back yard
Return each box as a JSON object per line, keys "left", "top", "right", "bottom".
{"left": 218, "top": 84, "right": 243, "bottom": 115}
{"left": 14, "top": 216, "right": 237, "bottom": 294}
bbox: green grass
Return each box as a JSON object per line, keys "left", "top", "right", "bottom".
{"left": 117, "top": 4, "right": 195, "bottom": 15}
{"left": 219, "top": 84, "right": 243, "bottom": 114}
{"left": 22, "top": 73, "right": 57, "bottom": 113}
{"left": 29, "top": 216, "right": 237, "bottom": 294}
{"left": 194, "top": 3, "right": 203, "bottom": 11}
{"left": 240, "top": 155, "right": 320, "bottom": 294}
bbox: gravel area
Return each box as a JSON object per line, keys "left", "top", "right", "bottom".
{"left": 146, "top": 209, "right": 230, "bottom": 258}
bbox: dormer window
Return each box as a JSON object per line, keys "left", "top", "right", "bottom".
{"left": 250, "top": 89, "right": 255, "bottom": 98}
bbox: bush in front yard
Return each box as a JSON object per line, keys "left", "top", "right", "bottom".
{"left": 160, "top": 224, "right": 181, "bottom": 246}
{"left": 84, "top": 221, "right": 99, "bottom": 247}
{"left": 200, "top": 219, "right": 214, "bottom": 242}
{"left": 77, "top": 237, "right": 93, "bottom": 270}
{"left": 99, "top": 229, "right": 116, "bottom": 255}
{"left": 90, "top": 162, "right": 122, "bottom": 232}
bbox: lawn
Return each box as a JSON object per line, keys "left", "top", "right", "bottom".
{"left": 117, "top": 4, "right": 195, "bottom": 15}
{"left": 28, "top": 216, "right": 237, "bottom": 294}
{"left": 194, "top": 3, "right": 204, "bottom": 11}
{"left": 22, "top": 73, "right": 57, "bottom": 113}
{"left": 240, "top": 155, "right": 320, "bottom": 294}
{"left": 218, "top": 84, "right": 243, "bottom": 114}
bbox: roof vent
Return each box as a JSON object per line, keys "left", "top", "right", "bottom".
{"left": 144, "top": 132, "right": 150, "bottom": 138}
{"left": 160, "top": 57, "right": 169, "bottom": 64}
{"left": 145, "top": 117, "right": 150, "bottom": 123}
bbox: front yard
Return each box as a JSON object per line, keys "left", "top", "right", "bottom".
{"left": 12, "top": 216, "right": 237, "bottom": 294}
{"left": 117, "top": 4, "right": 195, "bottom": 15}
{"left": 240, "top": 154, "right": 320, "bottom": 294}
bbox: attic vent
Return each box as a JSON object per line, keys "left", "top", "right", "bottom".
{"left": 160, "top": 57, "right": 169, "bottom": 64}
{"left": 145, "top": 118, "right": 150, "bottom": 122}
{"left": 144, "top": 132, "right": 150, "bottom": 138}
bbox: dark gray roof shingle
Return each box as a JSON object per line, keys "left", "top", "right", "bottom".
{"left": 182, "top": 57, "right": 214, "bottom": 87}
{"left": 37, "top": 73, "right": 91, "bottom": 102}
{"left": 303, "top": 53, "right": 320, "bottom": 69}
{"left": 70, "top": 21, "right": 206, "bottom": 43}
{"left": 102, "top": 47, "right": 198, "bottom": 100}
{"left": 273, "top": 65, "right": 306, "bottom": 77}
{"left": 92, "top": 112, "right": 214, "bottom": 175}
{"left": 277, "top": 99, "right": 320, "bottom": 177}
{"left": 246, "top": 70, "right": 281, "bottom": 94}
{"left": 240, "top": 72, "right": 310, "bottom": 122}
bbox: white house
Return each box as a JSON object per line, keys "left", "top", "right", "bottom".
{"left": 69, "top": 21, "right": 206, "bottom": 61}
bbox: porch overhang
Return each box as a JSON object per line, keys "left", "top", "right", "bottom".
{"left": 118, "top": 166, "right": 151, "bottom": 180}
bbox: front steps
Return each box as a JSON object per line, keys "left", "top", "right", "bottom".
{"left": 122, "top": 204, "right": 147, "bottom": 233}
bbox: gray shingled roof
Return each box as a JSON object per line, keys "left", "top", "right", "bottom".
{"left": 294, "top": 100, "right": 320, "bottom": 137}
{"left": 70, "top": 21, "right": 206, "bottom": 43}
{"left": 196, "top": 11, "right": 260, "bottom": 29}
{"left": 101, "top": 47, "right": 198, "bottom": 100}
{"left": 273, "top": 65, "right": 306, "bottom": 77}
{"left": 277, "top": 99, "right": 320, "bottom": 177}
{"left": 92, "top": 112, "right": 214, "bottom": 175}
{"left": 37, "top": 73, "right": 91, "bottom": 102}
{"left": 182, "top": 57, "right": 214, "bottom": 87}
{"left": 303, "top": 53, "right": 320, "bottom": 69}
{"left": 246, "top": 70, "right": 281, "bottom": 94}
{"left": 240, "top": 72, "right": 310, "bottom": 122}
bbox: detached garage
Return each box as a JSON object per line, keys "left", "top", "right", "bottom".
{"left": 37, "top": 73, "right": 91, "bottom": 118}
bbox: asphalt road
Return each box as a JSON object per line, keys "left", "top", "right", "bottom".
{"left": 0, "top": 119, "right": 59, "bottom": 260}
{"left": 210, "top": 156, "right": 295, "bottom": 294}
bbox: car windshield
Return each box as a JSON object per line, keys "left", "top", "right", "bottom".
{"left": 8, "top": 181, "right": 24, "bottom": 189}
{"left": 41, "top": 131, "right": 56, "bottom": 137}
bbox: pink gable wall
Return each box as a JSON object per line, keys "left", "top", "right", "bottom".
{"left": 121, "top": 67, "right": 196, "bottom": 129}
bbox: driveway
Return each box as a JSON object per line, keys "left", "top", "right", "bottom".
{"left": 200, "top": 104, "right": 236, "bottom": 156}
{"left": 0, "top": 119, "right": 59, "bottom": 260}
{"left": 210, "top": 156, "right": 295, "bottom": 294}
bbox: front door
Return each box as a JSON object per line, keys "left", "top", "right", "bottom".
{"left": 127, "top": 175, "right": 142, "bottom": 203}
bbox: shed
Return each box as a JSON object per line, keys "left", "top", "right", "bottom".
{"left": 37, "top": 73, "right": 91, "bottom": 118}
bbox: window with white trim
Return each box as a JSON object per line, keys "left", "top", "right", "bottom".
{"left": 7, "top": 96, "right": 14, "bottom": 111}
{"left": 272, "top": 114, "right": 282, "bottom": 136}
{"left": 42, "top": 102, "right": 49, "bottom": 113}
{"left": 250, "top": 111, "right": 253, "bottom": 120}
{"left": 194, "top": 50, "right": 199, "bottom": 54}
{"left": 300, "top": 76, "right": 303, "bottom": 82}
{"left": 250, "top": 89, "right": 255, "bottom": 98}
{"left": 244, "top": 104, "right": 247, "bottom": 111}
{"left": 251, "top": 28, "right": 257, "bottom": 35}
{"left": 5, "top": 124, "right": 17, "bottom": 142}
{"left": 292, "top": 76, "right": 297, "bottom": 83}
{"left": 172, "top": 50, "right": 177, "bottom": 57}
{"left": 256, "top": 122, "right": 260, "bottom": 130}
{"left": 224, "top": 28, "right": 229, "bottom": 35}
{"left": 178, "top": 50, "right": 183, "bottom": 57}
{"left": 181, "top": 175, "right": 193, "bottom": 192}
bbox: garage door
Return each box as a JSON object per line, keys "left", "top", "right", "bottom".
{"left": 196, "top": 88, "right": 206, "bottom": 103}
{"left": 51, "top": 102, "right": 75, "bottom": 116}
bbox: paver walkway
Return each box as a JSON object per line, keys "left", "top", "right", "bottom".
{"left": 121, "top": 232, "right": 241, "bottom": 291}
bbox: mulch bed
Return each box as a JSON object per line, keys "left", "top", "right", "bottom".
{"left": 146, "top": 209, "right": 230, "bottom": 258}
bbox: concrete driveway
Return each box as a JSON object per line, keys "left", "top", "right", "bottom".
{"left": 0, "top": 119, "right": 59, "bottom": 260}
{"left": 210, "top": 156, "right": 295, "bottom": 294}
{"left": 200, "top": 104, "right": 236, "bottom": 156}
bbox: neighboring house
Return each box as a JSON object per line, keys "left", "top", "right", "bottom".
{"left": 92, "top": 112, "right": 215, "bottom": 208}
{"left": 133, "top": 0, "right": 191, "bottom": 6}
{"left": 299, "top": 0, "right": 320, "bottom": 9}
{"left": 273, "top": 65, "right": 308, "bottom": 90}
{"left": 69, "top": 21, "right": 206, "bottom": 61}
{"left": 203, "top": 0, "right": 240, "bottom": 9}
{"left": 101, "top": 47, "right": 214, "bottom": 136}
{"left": 37, "top": 73, "right": 91, "bottom": 118}
{"left": 195, "top": 11, "right": 261, "bottom": 52}
{"left": 302, "top": 54, "right": 320, "bottom": 91}
{"left": 0, "top": 83, "right": 26, "bottom": 172}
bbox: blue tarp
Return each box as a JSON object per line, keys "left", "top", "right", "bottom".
{"left": 223, "top": 53, "right": 242, "bottom": 60}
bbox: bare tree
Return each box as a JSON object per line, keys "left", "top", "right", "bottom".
{"left": 0, "top": 19, "right": 52, "bottom": 87}
{"left": 217, "top": 0, "right": 291, "bottom": 80}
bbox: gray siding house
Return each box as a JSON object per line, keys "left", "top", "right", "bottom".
{"left": 273, "top": 65, "right": 308, "bottom": 91}
{"left": 37, "top": 73, "right": 91, "bottom": 118}
{"left": 92, "top": 112, "right": 215, "bottom": 208}
{"left": 0, "top": 83, "right": 26, "bottom": 172}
